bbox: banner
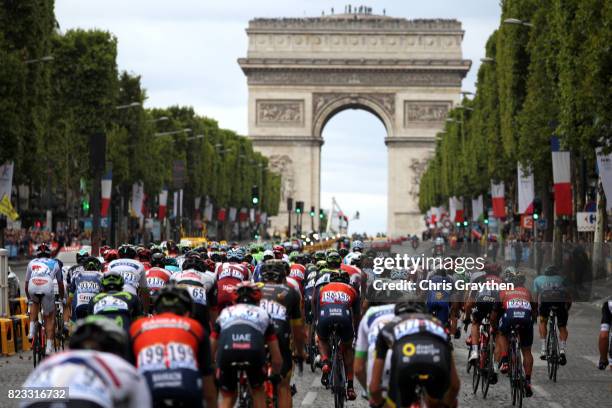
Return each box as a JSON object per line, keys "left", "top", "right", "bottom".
{"left": 491, "top": 181, "right": 506, "bottom": 218}
{"left": 218, "top": 208, "right": 226, "bottom": 222}
{"left": 261, "top": 212, "right": 267, "bottom": 224}
{"left": 131, "top": 182, "right": 145, "bottom": 219}
{"left": 471, "top": 195, "right": 483, "bottom": 221}
{"left": 229, "top": 207, "right": 237, "bottom": 222}
{"left": 0, "top": 161, "right": 14, "bottom": 201}
{"left": 517, "top": 164, "right": 534, "bottom": 214}
{"left": 101, "top": 169, "right": 112, "bottom": 217}
{"left": 239, "top": 208, "right": 248, "bottom": 222}
{"left": 449, "top": 196, "right": 464, "bottom": 222}
{"left": 576, "top": 212, "right": 597, "bottom": 232}
{"left": 551, "top": 137, "right": 572, "bottom": 215}
{"left": 194, "top": 196, "right": 201, "bottom": 212}
{"left": 172, "top": 191, "right": 178, "bottom": 218}
{"left": 520, "top": 215, "right": 534, "bottom": 229}
{"left": 596, "top": 148, "right": 612, "bottom": 211}
{"left": 158, "top": 189, "right": 168, "bottom": 219}
{"left": 204, "top": 202, "right": 213, "bottom": 222}
{"left": 250, "top": 208, "right": 255, "bottom": 223}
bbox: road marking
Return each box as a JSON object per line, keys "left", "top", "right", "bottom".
{"left": 531, "top": 384, "right": 550, "bottom": 398}
{"left": 582, "top": 355, "right": 600, "bottom": 365}
{"left": 301, "top": 391, "right": 318, "bottom": 405}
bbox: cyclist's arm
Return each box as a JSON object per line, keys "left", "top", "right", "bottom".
{"left": 599, "top": 302, "right": 611, "bottom": 361}
{"left": 440, "top": 354, "right": 460, "bottom": 408}
{"left": 127, "top": 371, "right": 152, "bottom": 408}
{"left": 369, "top": 332, "right": 390, "bottom": 403}
{"left": 265, "top": 325, "right": 282, "bottom": 374}
{"left": 354, "top": 316, "right": 369, "bottom": 390}
{"left": 210, "top": 321, "right": 221, "bottom": 365}
{"left": 289, "top": 291, "right": 305, "bottom": 358}
{"left": 139, "top": 270, "right": 149, "bottom": 314}
{"left": 55, "top": 266, "right": 65, "bottom": 299}
{"left": 24, "top": 264, "right": 32, "bottom": 299}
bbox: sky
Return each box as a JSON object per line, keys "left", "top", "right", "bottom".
{"left": 55, "top": 0, "right": 501, "bottom": 235}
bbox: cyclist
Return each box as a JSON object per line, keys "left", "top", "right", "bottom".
{"left": 25, "top": 243, "right": 65, "bottom": 355}
{"left": 102, "top": 249, "right": 119, "bottom": 272}
{"left": 354, "top": 298, "right": 395, "bottom": 400}
{"left": 316, "top": 270, "right": 360, "bottom": 400}
{"left": 130, "top": 283, "right": 216, "bottom": 408}
{"left": 211, "top": 281, "right": 282, "bottom": 408}
{"left": 533, "top": 264, "right": 572, "bottom": 364}
{"left": 61, "top": 248, "right": 91, "bottom": 326}
{"left": 145, "top": 253, "right": 173, "bottom": 297}
{"left": 369, "top": 301, "right": 460, "bottom": 408}
{"left": 424, "top": 268, "right": 456, "bottom": 335}
{"left": 598, "top": 299, "right": 612, "bottom": 370}
{"left": 89, "top": 270, "right": 141, "bottom": 330}
{"left": 215, "top": 248, "right": 250, "bottom": 310}
{"left": 351, "top": 240, "right": 365, "bottom": 253}
{"left": 107, "top": 244, "right": 149, "bottom": 313}
{"left": 260, "top": 260, "right": 305, "bottom": 408}
{"left": 22, "top": 316, "right": 151, "bottom": 407}
{"left": 495, "top": 269, "right": 535, "bottom": 397}
{"left": 68, "top": 256, "right": 103, "bottom": 321}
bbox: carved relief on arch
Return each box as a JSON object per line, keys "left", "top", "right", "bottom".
{"left": 408, "top": 157, "right": 430, "bottom": 200}
{"left": 268, "top": 154, "right": 295, "bottom": 206}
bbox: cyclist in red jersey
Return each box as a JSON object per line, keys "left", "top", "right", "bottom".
{"left": 215, "top": 249, "right": 250, "bottom": 310}
{"left": 316, "top": 270, "right": 360, "bottom": 400}
{"left": 145, "top": 253, "right": 173, "bottom": 296}
{"left": 130, "top": 283, "right": 217, "bottom": 408}
{"left": 136, "top": 247, "right": 152, "bottom": 271}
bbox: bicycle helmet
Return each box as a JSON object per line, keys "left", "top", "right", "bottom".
{"left": 502, "top": 266, "right": 517, "bottom": 282}
{"left": 231, "top": 281, "right": 263, "bottom": 305}
{"left": 395, "top": 300, "right": 426, "bottom": 315}
{"left": 389, "top": 268, "right": 409, "bottom": 280}
{"left": 326, "top": 251, "right": 342, "bottom": 269}
{"left": 351, "top": 240, "right": 364, "bottom": 252}
{"left": 289, "top": 251, "right": 300, "bottom": 263}
{"left": 36, "top": 243, "right": 51, "bottom": 258}
{"left": 316, "top": 260, "right": 328, "bottom": 271}
{"left": 544, "top": 264, "right": 560, "bottom": 276}
{"left": 103, "top": 249, "right": 119, "bottom": 263}
{"left": 154, "top": 283, "right": 194, "bottom": 316}
{"left": 150, "top": 252, "right": 166, "bottom": 268}
{"left": 329, "top": 270, "right": 350, "bottom": 284}
{"left": 273, "top": 245, "right": 284, "bottom": 254}
{"left": 227, "top": 249, "right": 243, "bottom": 263}
{"left": 83, "top": 257, "right": 102, "bottom": 272}
{"left": 349, "top": 252, "right": 363, "bottom": 267}
{"left": 182, "top": 257, "right": 205, "bottom": 272}
{"left": 508, "top": 270, "right": 526, "bottom": 286}
{"left": 101, "top": 270, "right": 124, "bottom": 291}
{"left": 263, "top": 250, "right": 274, "bottom": 261}
{"left": 136, "top": 247, "right": 151, "bottom": 263}
{"left": 261, "top": 259, "right": 286, "bottom": 283}
{"left": 118, "top": 244, "right": 136, "bottom": 259}
{"left": 69, "top": 316, "right": 129, "bottom": 359}
{"left": 338, "top": 248, "right": 349, "bottom": 258}
{"left": 313, "top": 251, "right": 326, "bottom": 262}
{"left": 76, "top": 248, "right": 90, "bottom": 264}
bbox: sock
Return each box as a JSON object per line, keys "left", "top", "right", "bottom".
{"left": 525, "top": 374, "right": 531, "bottom": 382}
{"left": 560, "top": 340, "right": 566, "bottom": 352}
{"left": 541, "top": 339, "right": 546, "bottom": 351}
{"left": 29, "top": 321, "right": 35, "bottom": 336}
{"left": 46, "top": 339, "right": 53, "bottom": 350}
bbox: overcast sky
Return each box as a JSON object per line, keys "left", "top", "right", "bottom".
{"left": 55, "top": 0, "right": 501, "bottom": 235}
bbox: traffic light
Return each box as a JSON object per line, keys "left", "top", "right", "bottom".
{"left": 483, "top": 209, "right": 489, "bottom": 225}
{"left": 533, "top": 198, "right": 542, "bottom": 220}
{"left": 295, "top": 201, "right": 304, "bottom": 214}
{"left": 456, "top": 222, "right": 460, "bottom": 227}
{"left": 309, "top": 206, "right": 315, "bottom": 217}
{"left": 251, "top": 185, "right": 259, "bottom": 205}
{"left": 82, "top": 198, "right": 90, "bottom": 213}
{"left": 463, "top": 220, "right": 468, "bottom": 227}
{"left": 319, "top": 209, "right": 324, "bottom": 219}
{"left": 484, "top": 218, "right": 489, "bottom": 225}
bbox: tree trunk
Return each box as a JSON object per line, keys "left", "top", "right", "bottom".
{"left": 592, "top": 181, "right": 606, "bottom": 279}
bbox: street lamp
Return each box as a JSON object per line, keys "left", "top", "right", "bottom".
{"left": 116, "top": 102, "right": 141, "bottom": 110}
{"left": 148, "top": 116, "right": 169, "bottom": 123}
{"left": 461, "top": 91, "right": 475, "bottom": 97}
{"left": 503, "top": 18, "right": 533, "bottom": 27}
{"left": 154, "top": 128, "right": 192, "bottom": 137}
{"left": 456, "top": 105, "right": 474, "bottom": 112}
{"left": 186, "top": 134, "right": 205, "bottom": 141}
{"left": 480, "top": 57, "right": 495, "bottom": 63}
{"left": 25, "top": 55, "right": 54, "bottom": 64}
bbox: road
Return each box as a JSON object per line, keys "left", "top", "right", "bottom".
{"left": 2, "top": 261, "right": 610, "bottom": 407}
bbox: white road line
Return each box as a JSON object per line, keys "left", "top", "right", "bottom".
{"left": 582, "top": 355, "right": 600, "bottom": 365}
{"left": 531, "top": 384, "right": 551, "bottom": 398}
{"left": 301, "top": 391, "right": 318, "bottom": 405}
{"left": 548, "top": 402, "right": 564, "bottom": 408}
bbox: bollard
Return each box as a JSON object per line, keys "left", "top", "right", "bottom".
{"left": 0, "top": 248, "right": 8, "bottom": 317}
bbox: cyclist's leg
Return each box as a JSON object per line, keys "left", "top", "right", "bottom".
{"left": 251, "top": 385, "right": 267, "bottom": 408}
{"left": 42, "top": 292, "right": 56, "bottom": 353}
{"left": 28, "top": 300, "right": 40, "bottom": 339}
{"left": 537, "top": 302, "right": 548, "bottom": 358}
{"left": 496, "top": 313, "right": 510, "bottom": 372}
{"left": 219, "top": 390, "right": 237, "bottom": 408}
{"left": 278, "top": 371, "right": 292, "bottom": 408}
{"left": 557, "top": 304, "right": 569, "bottom": 362}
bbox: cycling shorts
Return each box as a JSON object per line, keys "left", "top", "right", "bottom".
{"left": 426, "top": 301, "right": 450, "bottom": 327}
{"left": 388, "top": 334, "right": 451, "bottom": 407}
{"left": 538, "top": 302, "right": 569, "bottom": 327}
{"left": 304, "top": 292, "right": 313, "bottom": 324}
{"left": 142, "top": 367, "right": 202, "bottom": 404}
{"left": 216, "top": 326, "right": 267, "bottom": 392}
{"left": 498, "top": 309, "right": 533, "bottom": 347}
{"left": 28, "top": 276, "right": 56, "bottom": 315}
{"left": 315, "top": 305, "right": 353, "bottom": 343}
{"left": 600, "top": 300, "right": 612, "bottom": 332}
{"left": 471, "top": 302, "right": 494, "bottom": 324}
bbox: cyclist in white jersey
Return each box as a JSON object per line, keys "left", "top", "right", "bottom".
{"left": 25, "top": 243, "right": 65, "bottom": 355}
{"left": 21, "top": 316, "right": 151, "bottom": 408}
{"left": 107, "top": 245, "right": 149, "bottom": 312}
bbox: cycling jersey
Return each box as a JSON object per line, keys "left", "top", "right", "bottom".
{"left": 425, "top": 274, "right": 454, "bottom": 326}
{"left": 304, "top": 269, "right": 318, "bottom": 324}
{"left": 107, "top": 258, "right": 147, "bottom": 295}
{"left": 355, "top": 304, "right": 395, "bottom": 390}
{"left": 212, "top": 303, "right": 277, "bottom": 392}
{"left": 65, "top": 264, "right": 85, "bottom": 288}
{"left": 260, "top": 282, "right": 303, "bottom": 376}
{"left": 497, "top": 287, "right": 534, "bottom": 347}
{"left": 171, "top": 269, "right": 215, "bottom": 332}
{"left": 341, "top": 263, "right": 363, "bottom": 289}
{"left": 89, "top": 290, "right": 141, "bottom": 330}
{"left": 21, "top": 350, "right": 151, "bottom": 408}
{"left": 215, "top": 262, "right": 250, "bottom": 308}
{"left": 289, "top": 263, "right": 306, "bottom": 292}
{"left": 533, "top": 274, "right": 570, "bottom": 326}
{"left": 600, "top": 300, "right": 612, "bottom": 332}
{"left": 130, "top": 312, "right": 212, "bottom": 405}
{"left": 145, "top": 266, "right": 172, "bottom": 295}
{"left": 69, "top": 270, "right": 103, "bottom": 320}
{"left": 375, "top": 313, "right": 451, "bottom": 407}
{"left": 26, "top": 258, "right": 63, "bottom": 314}
{"left": 471, "top": 274, "right": 501, "bottom": 323}
{"left": 316, "top": 281, "right": 359, "bottom": 342}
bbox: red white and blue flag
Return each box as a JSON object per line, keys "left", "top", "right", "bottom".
{"left": 100, "top": 169, "right": 112, "bottom": 217}
{"left": 449, "top": 196, "right": 464, "bottom": 222}
{"left": 158, "top": 188, "right": 168, "bottom": 219}
{"left": 551, "top": 137, "right": 572, "bottom": 216}
{"left": 491, "top": 181, "right": 506, "bottom": 218}
{"left": 517, "top": 164, "right": 534, "bottom": 214}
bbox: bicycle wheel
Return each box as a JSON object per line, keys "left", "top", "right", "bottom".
{"left": 547, "top": 317, "right": 558, "bottom": 382}
{"left": 309, "top": 326, "right": 317, "bottom": 373}
{"left": 55, "top": 316, "right": 65, "bottom": 351}
{"left": 472, "top": 351, "right": 480, "bottom": 394}
{"left": 332, "top": 339, "right": 345, "bottom": 408}
{"left": 32, "top": 323, "right": 40, "bottom": 368}
{"left": 481, "top": 342, "right": 493, "bottom": 398}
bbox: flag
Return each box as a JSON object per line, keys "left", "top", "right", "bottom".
{"left": 551, "top": 137, "right": 572, "bottom": 216}
{"left": 172, "top": 191, "right": 178, "bottom": 218}
{"left": 517, "top": 164, "right": 534, "bottom": 214}
{"left": 491, "top": 181, "right": 506, "bottom": 218}
{"left": 204, "top": 202, "right": 213, "bottom": 221}
{"left": 596, "top": 148, "right": 612, "bottom": 211}
{"left": 0, "top": 161, "right": 14, "bottom": 201}
{"left": 229, "top": 207, "right": 237, "bottom": 222}
{"left": 194, "top": 196, "right": 201, "bottom": 211}
{"left": 218, "top": 208, "right": 226, "bottom": 222}
{"left": 0, "top": 195, "right": 19, "bottom": 221}
{"left": 430, "top": 207, "right": 438, "bottom": 223}
{"left": 158, "top": 188, "right": 168, "bottom": 219}
{"left": 249, "top": 208, "right": 255, "bottom": 223}
{"left": 131, "top": 182, "right": 145, "bottom": 219}
{"left": 239, "top": 208, "right": 248, "bottom": 222}
{"left": 101, "top": 169, "right": 112, "bottom": 217}
{"left": 472, "top": 195, "right": 483, "bottom": 221}
{"left": 261, "top": 212, "right": 267, "bottom": 224}
{"left": 449, "top": 196, "right": 464, "bottom": 222}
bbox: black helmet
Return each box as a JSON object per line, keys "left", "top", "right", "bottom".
{"left": 118, "top": 244, "right": 136, "bottom": 259}
{"left": 76, "top": 248, "right": 90, "bottom": 265}
{"left": 338, "top": 248, "right": 349, "bottom": 258}
{"left": 326, "top": 251, "right": 342, "bottom": 269}
{"left": 69, "top": 316, "right": 129, "bottom": 359}
{"left": 151, "top": 252, "right": 166, "bottom": 268}
{"left": 36, "top": 243, "right": 52, "bottom": 258}
{"left": 101, "top": 270, "right": 124, "bottom": 291}
{"left": 313, "top": 251, "right": 326, "bottom": 262}
{"left": 329, "top": 270, "right": 350, "bottom": 284}
{"left": 261, "top": 259, "right": 286, "bottom": 283}
{"left": 83, "top": 257, "right": 102, "bottom": 272}
{"left": 182, "top": 257, "right": 205, "bottom": 272}
{"left": 154, "top": 283, "right": 193, "bottom": 316}
{"left": 395, "top": 300, "right": 426, "bottom": 315}
{"left": 544, "top": 264, "right": 559, "bottom": 276}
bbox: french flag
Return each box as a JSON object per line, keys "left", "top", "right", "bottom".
{"left": 491, "top": 181, "right": 506, "bottom": 218}
{"left": 100, "top": 170, "right": 112, "bottom": 217}
{"left": 551, "top": 137, "right": 573, "bottom": 216}
{"left": 158, "top": 188, "right": 168, "bottom": 219}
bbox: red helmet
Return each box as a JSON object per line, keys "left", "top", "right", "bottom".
{"left": 137, "top": 247, "right": 151, "bottom": 262}
{"left": 273, "top": 245, "right": 284, "bottom": 254}
{"left": 100, "top": 245, "right": 111, "bottom": 257}
{"left": 230, "top": 281, "right": 262, "bottom": 305}
{"left": 104, "top": 249, "right": 119, "bottom": 263}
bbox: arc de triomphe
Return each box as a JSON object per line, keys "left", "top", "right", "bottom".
{"left": 239, "top": 12, "right": 470, "bottom": 237}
